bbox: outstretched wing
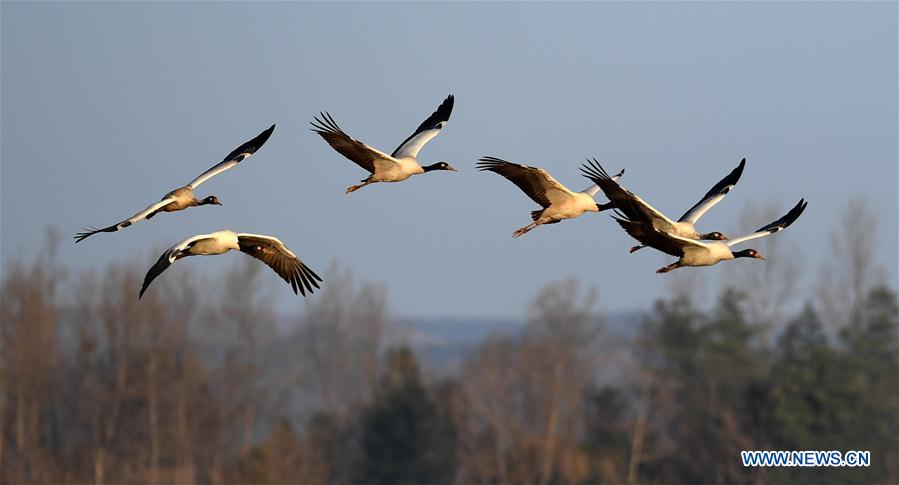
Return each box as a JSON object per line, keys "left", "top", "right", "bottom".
{"left": 580, "top": 158, "right": 676, "bottom": 229}
{"left": 139, "top": 234, "right": 215, "bottom": 298}
{"left": 391, "top": 94, "right": 454, "bottom": 159}
{"left": 581, "top": 168, "right": 624, "bottom": 197}
{"left": 311, "top": 112, "right": 397, "bottom": 174}
{"left": 727, "top": 199, "right": 808, "bottom": 247}
{"left": 611, "top": 211, "right": 695, "bottom": 258}
{"left": 187, "top": 124, "right": 276, "bottom": 189}
{"left": 477, "top": 156, "right": 574, "bottom": 208}
{"left": 74, "top": 198, "right": 174, "bottom": 243}
{"left": 139, "top": 249, "right": 179, "bottom": 299}
{"left": 677, "top": 158, "right": 746, "bottom": 224}
{"left": 237, "top": 233, "right": 322, "bottom": 296}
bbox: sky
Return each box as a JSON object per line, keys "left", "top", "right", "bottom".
{"left": 2, "top": 2, "right": 896, "bottom": 319}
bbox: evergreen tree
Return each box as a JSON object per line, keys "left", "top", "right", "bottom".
{"left": 770, "top": 304, "right": 854, "bottom": 484}
{"left": 355, "top": 348, "right": 456, "bottom": 485}
{"left": 770, "top": 293, "right": 899, "bottom": 484}
{"left": 839, "top": 287, "right": 899, "bottom": 482}
{"left": 582, "top": 386, "right": 631, "bottom": 483}
{"left": 640, "top": 290, "right": 768, "bottom": 484}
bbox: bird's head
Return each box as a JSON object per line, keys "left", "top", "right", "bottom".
{"left": 423, "top": 161, "right": 458, "bottom": 173}
{"left": 702, "top": 231, "right": 728, "bottom": 241}
{"left": 733, "top": 248, "right": 765, "bottom": 260}
{"left": 202, "top": 195, "right": 223, "bottom": 206}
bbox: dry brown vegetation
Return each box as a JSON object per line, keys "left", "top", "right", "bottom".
{"left": 1, "top": 203, "right": 897, "bottom": 484}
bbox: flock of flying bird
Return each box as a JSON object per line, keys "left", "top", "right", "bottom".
{"left": 74, "top": 94, "right": 808, "bottom": 298}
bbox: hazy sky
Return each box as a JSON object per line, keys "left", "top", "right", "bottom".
{"left": 2, "top": 2, "right": 896, "bottom": 319}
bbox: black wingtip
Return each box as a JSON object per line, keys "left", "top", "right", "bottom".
{"left": 73, "top": 226, "right": 109, "bottom": 243}
{"left": 310, "top": 111, "right": 344, "bottom": 136}
{"left": 254, "top": 123, "right": 276, "bottom": 146}
{"left": 579, "top": 158, "right": 613, "bottom": 183}
{"left": 435, "top": 94, "right": 454, "bottom": 122}
{"left": 73, "top": 230, "right": 91, "bottom": 244}
{"left": 732, "top": 157, "right": 746, "bottom": 178}
{"left": 222, "top": 123, "right": 277, "bottom": 161}
{"left": 687, "top": 157, "right": 747, "bottom": 208}
{"left": 756, "top": 198, "right": 808, "bottom": 233}
{"left": 784, "top": 198, "right": 808, "bottom": 227}
{"left": 476, "top": 156, "right": 512, "bottom": 171}
{"left": 138, "top": 275, "right": 153, "bottom": 299}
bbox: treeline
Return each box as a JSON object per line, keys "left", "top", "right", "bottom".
{"left": 1, "top": 203, "right": 897, "bottom": 485}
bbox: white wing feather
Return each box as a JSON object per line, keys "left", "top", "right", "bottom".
{"left": 127, "top": 198, "right": 175, "bottom": 224}
{"left": 539, "top": 169, "right": 577, "bottom": 204}
{"left": 392, "top": 128, "right": 441, "bottom": 160}
{"left": 725, "top": 231, "right": 774, "bottom": 248}
{"left": 187, "top": 160, "right": 240, "bottom": 189}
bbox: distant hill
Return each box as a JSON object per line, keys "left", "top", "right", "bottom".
{"left": 394, "top": 311, "right": 645, "bottom": 373}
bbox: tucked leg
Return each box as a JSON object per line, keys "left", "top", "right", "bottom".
{"left": 629, "top": 245, "right": 645, "bottom": 253}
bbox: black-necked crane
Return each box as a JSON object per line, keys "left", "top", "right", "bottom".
{"left": 75, "top": 124, "right": 275, "bottom": 243}
{"left": 311, "top": 95, "right": 457, "bottom": 193}
{"left": 613, "top": 199, "right": 808, "bottom": 273}
{"left": 580, "top": 157, "right": 746, "bottom": 251}
{"left": 477, "top": 156, "right": 623, "bottom": 238}
{"left": 139, "top": 230, "right": 321, "bottom": 298}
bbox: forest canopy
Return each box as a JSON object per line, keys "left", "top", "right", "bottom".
{"left": 2, "top": 203, "right": 897, "bottom": 484}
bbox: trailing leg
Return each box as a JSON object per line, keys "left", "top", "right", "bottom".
{"left": 346, "top": 180, "right": 373, "bottom": 194}
{"left": 656, "top": 261, "right": 682, "bottom": 274}
{"left": 513, "top": 222, "right": 539, "bottom": 238}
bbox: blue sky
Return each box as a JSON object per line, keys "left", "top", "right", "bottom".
{"left": 2, "top": 2, "right": 896, "bottom": 319}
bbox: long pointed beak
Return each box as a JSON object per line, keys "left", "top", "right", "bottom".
{"left": 447, "top": 165, "right": 459, "bottom": 172}
{"left": 755, "top": 254, "right": 766, "bottom": 260}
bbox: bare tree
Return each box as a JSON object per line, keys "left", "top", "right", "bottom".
{"left": 816, "top": 198, "right": 886, "bottom": 330}
{"left": 218, "top": 259, "right": 275, "bottom": 455}
{"left": 295, "top": 263, "right": 389, "bottom": 424}
{"left": 525, "top": 279, "right": 602, "bottom": 484}
{"left": 454, "top": 335, "right": 519, "bottom": 484}
{"left": 455, "top": 279, "right": 604, "bottom": 484}
{"left": 730, "top": 202, "right": 803, "bottom": 344}
{"left": 0, "top": 232, "right": 65, "bottom": 483}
